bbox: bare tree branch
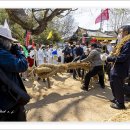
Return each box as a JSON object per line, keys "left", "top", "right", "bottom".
{"left": 6, "top": 8, "right": 76, "bottom": 35}
{"left": 108, "top": 8, "right": 130, "bottom": 31}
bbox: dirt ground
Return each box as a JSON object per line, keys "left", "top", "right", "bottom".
{"left": 24, "top": 73, "right": 130, "bottom": 122}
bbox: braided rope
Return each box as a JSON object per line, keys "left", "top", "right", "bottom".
{"left": 29, "top": 62, "right": 91, "bottom": 79}
{"left": 110, "top": 34, "right": 130, "bottom": 56}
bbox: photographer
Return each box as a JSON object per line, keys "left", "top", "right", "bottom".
{"left": 0, "top": 26, "right": 29, "bottom": 121}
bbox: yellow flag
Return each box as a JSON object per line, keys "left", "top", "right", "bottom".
{"left": 47, "top": 31, "right": 53, "bottom": 40}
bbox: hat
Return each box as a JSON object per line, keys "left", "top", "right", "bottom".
{"left": 0, "top": 25, "right": 16, "bottom": 41}
{"left": 12, "top": 38, "right": 18, "bottom": 42}
{"left": 90, "top": 37, "right": 97, "bottom": 43}
{"left": 102, "top": 39, "right": 108, "bottom": 43}
{"left": 0, "top": 19, "right": 17, "bottom": 42}
{"left": 41, "top": 45, "right": 45, "bottom": 48}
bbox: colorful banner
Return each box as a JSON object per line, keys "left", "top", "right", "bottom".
{"left": 26, "top": 31, "right": 31, "bottom": 46}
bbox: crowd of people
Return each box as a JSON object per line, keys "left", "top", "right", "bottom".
{"left": 0, "top": 22, "right": 130, "bottom": 121}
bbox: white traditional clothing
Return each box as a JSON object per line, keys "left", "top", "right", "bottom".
{"left": 37, "top": 48, "right": 46, "bottom": 66}
{"left": 57, "top": 48, "right": 64, "bottom": 63}
{"left": 46, "top": 48, "right": 53, "bottom": 64}
{"left": 29, "top": 49, "right": 38, "bottom": 66}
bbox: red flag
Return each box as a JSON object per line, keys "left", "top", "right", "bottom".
{"left": 95, "top": 9, "right": 109, "bottom": 24}
{"left": 26, "top": 31, "right": 31, "bottom": 46}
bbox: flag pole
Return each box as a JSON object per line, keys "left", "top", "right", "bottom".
{"left": 100, "top": 9, "right": 103, "bottom": 31}
{"left": 106, "top": 10, "right": 108, "bottom": 32}
{"left": 107, "top": 9, "right": 109, "bottom": 31}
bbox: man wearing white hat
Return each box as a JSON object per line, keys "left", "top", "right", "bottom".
{"left": 0, "top": 24, "right": 29, "bottom": 121}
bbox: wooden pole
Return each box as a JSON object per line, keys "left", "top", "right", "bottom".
{"left": 47, "top": 77, "right": 51, "bottom": 88}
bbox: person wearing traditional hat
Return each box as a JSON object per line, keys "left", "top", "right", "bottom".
{"left": 0, "top": 24, "right": 29, "bottom": 121}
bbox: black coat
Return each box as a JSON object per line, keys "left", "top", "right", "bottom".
{"left": 107, "top": 40, "right": 130, "bottom": 79}
{"left": 0, "top": 47, "right": 28, "bottom": 111}
{"left": 75, "top": 47, "right": 84, "bottom": 57}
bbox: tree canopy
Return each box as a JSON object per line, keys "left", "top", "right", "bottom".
{"left": 6, "top": 9, "right": 77, "bottom": 35}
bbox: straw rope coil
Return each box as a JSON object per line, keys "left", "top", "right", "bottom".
{"left": 110, "top": 34, "right": 130, "bottom": 56}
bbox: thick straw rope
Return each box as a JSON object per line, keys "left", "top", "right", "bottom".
{"left": 29, "top": 62, "right": 91, "bottom": 79}
{"left": 110, "top": 34, "right": 130, "bottom": 56}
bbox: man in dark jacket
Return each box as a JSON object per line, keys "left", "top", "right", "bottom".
{"left": 0, "top": 25, "right": 28, "bottom": 121}
{"left": 62, "top": 44, "right": 73, "bottom": 63}
{"left": 73, "top": 43, "right": 84, "bottom": 79}
{"left": 105, "top": 25, "right": 130, "bottom": 109}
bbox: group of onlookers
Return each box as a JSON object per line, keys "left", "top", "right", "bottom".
{"left": 26, "top": 44, "right": 64, "bottom": 67}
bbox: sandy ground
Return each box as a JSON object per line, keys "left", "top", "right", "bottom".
{"left": 24, "top": 73, "right": 130, "bottom": 122}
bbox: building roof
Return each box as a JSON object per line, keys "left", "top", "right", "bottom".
{"left": 104, "top": 31, "right": 117, "bottom": 37}
{"left": 76, "top": 27, "right": 116, "bottom": 40}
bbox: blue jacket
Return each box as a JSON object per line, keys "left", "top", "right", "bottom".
{"left": 107, "top": 40, "right": 130, "bottom": 78}
{"left": 0, "top": 46, "right": 28, "bottom": 110}
{"left": 75, "top": 47, "right": 84, "bottom": 57}
{"left": 62, "top": 47, "right": 72, "bottom": 56}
